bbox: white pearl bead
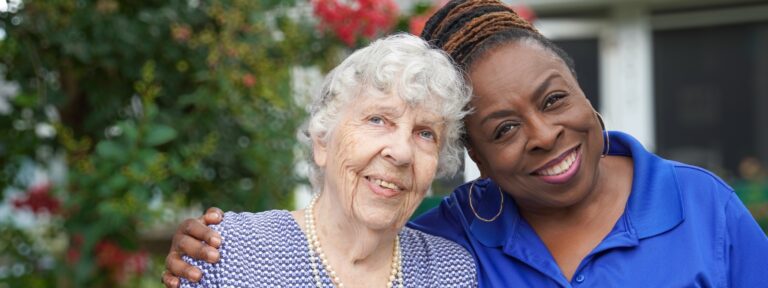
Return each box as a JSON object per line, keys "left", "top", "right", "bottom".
{"left": 306, "top": 195, "right": 403, "bottom": 288}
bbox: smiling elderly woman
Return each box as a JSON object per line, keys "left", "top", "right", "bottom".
{"left": 176, "top": 34, "right": 476, "bottom": 287}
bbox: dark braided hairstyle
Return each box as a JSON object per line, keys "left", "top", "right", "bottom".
{"left": 421, "top": 0, "right": 576, "bottom": 76}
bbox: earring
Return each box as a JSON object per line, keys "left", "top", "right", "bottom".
{"left": 468, "top": 179, "right": 504, "bottom": 222}
{"left": 595, "top": 111, "right": 610, "bottom": 158}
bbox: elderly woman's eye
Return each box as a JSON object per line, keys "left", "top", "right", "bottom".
{"left": 418, "top": 130, "right": 435, "bottom": 141}
{"left": 368, "top": 116, "right": 385, "bottom": 125}
{"left": 544, "top": 93, "right": 566, "bottom": 109}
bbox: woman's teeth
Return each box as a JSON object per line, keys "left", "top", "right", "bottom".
{"left": 373, "top": 178, "right": 399, "bottom": 190}
{"left": 538, "top": 151, "right": 577, "bottom": 176}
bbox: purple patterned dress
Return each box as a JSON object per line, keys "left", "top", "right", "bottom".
{"left": 181, "top": 210, "right": 477, "bottom": 287}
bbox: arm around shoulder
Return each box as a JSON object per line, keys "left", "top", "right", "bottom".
{"left": 180, "top": 254, "right": 220, "bottom": 288}
{"left": 179, "top": 220, "right": 228, "bottom": 287}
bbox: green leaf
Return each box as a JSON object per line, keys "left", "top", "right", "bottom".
{"left": 121, "top": 121, "right": 139, "bottom": 142}
{"left": 95, "top": 140, "right": 124, "bottom": 160}
{"left": 144, "top": 125, "right": 177, "bottom": 146}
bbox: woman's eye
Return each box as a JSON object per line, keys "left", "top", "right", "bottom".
{"left": 418, "top": 130, "right": 435, "bottom": 141}
{"left": 494, "top": 122, "right": 517, "bottom": 139}
{"left": 544, "top": 93, "right": 566, "bottom": 109}
{"left": 368, "top": 116, "right": 385, "bottom": 125}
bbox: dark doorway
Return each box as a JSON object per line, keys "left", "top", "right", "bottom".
{"left": 554, "top": 38, "right": 601, "bottom": 110}
{"left": 654, "top": 22, "right": 768, "bottom": 179}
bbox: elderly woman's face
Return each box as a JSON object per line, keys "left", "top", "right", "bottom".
{"left": 313, "top": 89, "right": 443, "bottom": 230}
{"left": 465, "top": 42, "right": 604, "bottom": 211}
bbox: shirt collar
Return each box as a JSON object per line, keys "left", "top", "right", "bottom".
{"left": 609, "top": 131, "right": 685, "bottom": 239}
{"left": 467, "top": 131, "right": 685, "bottom": 248}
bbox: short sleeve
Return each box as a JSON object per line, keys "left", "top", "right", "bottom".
{"left": 725, "top": 193, "right": 768, "bottom": 287}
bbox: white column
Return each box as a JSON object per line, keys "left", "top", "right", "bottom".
{"left": 464, "top": 150, "right": 481, "bottom": 182}
{"left": 600, "top": 5, "right": 655, "bottom": 150}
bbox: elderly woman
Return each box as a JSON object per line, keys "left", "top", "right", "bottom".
{"left": 170, "top": 34, "right": 476, "bottom": 287}
{"left": 164, "top": 1, "right": 768, "bottom": 287}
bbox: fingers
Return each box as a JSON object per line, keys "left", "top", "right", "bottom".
{"left": 163, "top": 210, "right": 224, "bottom": 285}
{"left": 161, "top": 270, "right": 181, "bottom": 288}
{"left": 174, "top": 226, "right": 220, "bottom": 263}
{"left": 203, "top": 207, "right": 224, "bottom": 225}
{"left": 165, "top": 251, "right": 203, "bottom": 282}
{"left": 178, "top": 218, "right": 222, "bottom": 248}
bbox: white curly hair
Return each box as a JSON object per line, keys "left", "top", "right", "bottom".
{"left": 300, "top": 33, "right": 472, "bottom": 189}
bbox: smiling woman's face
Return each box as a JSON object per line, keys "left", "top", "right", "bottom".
{"left": 465, "top": 41, "right": 604, "bottom": 211}
{"left": 313, "top": 89, "right": 444, "bottom": 231}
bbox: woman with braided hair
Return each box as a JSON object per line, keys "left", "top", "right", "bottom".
{"left": 163, "top": 1, "right": 768, "bottom": 287}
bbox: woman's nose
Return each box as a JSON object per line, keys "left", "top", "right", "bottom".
{"left": 381, "top": 130, "right": 414, "bottom": 167}
{"left": 525, "top": 115, "right": 563, "bottom": 153}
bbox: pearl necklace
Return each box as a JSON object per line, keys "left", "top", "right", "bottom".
{"left": 305, "top": 195, "right": 403, "bottom": 288}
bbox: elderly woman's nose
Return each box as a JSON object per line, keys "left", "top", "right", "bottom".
{"left": 381, "top": 131, "right": 415, "bottom": 166}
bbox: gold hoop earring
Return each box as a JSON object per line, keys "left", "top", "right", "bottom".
{"left": 595, "top": 111, "right": 610, "bottom": 158}
{"left": 468, "top": 179, "right": 504, "bottom": 222}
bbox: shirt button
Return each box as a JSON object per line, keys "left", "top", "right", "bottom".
{"left": 575, "top": 274, "right": 585, "bottom": 283}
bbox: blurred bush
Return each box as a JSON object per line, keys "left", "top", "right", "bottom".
{"left": 734, "top": 181, "right": 768, "bottom": 233}
{"left": 0, "top": 0, "right": 350, "bottom": 286}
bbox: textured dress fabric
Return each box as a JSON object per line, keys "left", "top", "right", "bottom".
{"left": 181, "top": 210, "right": 477, "bottom": 287}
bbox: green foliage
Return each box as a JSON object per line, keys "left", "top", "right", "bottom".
{"left": 735, "top": 180, "right": 768, "bottom": 232}
{"left": 0, "top": 0, "right": 343, "bottom": 286}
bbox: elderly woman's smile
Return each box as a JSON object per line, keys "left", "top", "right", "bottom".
{"left": 364, "top": 174, "right": 407, "bottom": 198}
{"left": 365, "top": 175, "right": 404, "bottom": 193}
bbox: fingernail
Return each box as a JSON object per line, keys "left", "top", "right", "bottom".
{"left": 211, "top": 236, "right": 221, "bottom": 246}
{"left": 189, "top": 269, "right": 201, "bottom": 280}
{"left": 207, "top": 250, "right": 219, "bottom": 260}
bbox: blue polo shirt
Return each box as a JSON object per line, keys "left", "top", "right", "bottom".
{"left": 409, "top": 131, "right": 768, "bottom": 287}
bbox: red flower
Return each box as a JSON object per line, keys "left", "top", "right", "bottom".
{"left": 67, "top": 248, "right": 81, "bottom": 264}
{"left": 242, "top": 73, "right": 256, "bottom": 88}
{"left": 96, "top": 241, "right": 128, "bottom": 269}
{"left": 126, "top": 251, "right": 149, "bottom": 275}
{"left": 171, "top": 24, "right": 192, "bottom": 43}
{"left": 509, "top": 4, "right": 537, "bottom": 23}
{"left": 12, "top": 182, "right": 60, "bottom": 214}
{"left": 95, "top": 240, "right": 149, "bottom": 283}
{"left": 406, "top": 0, "right": 448, "bottom": 36}
{"left": 408, "top": 2, "right": 536, "bottom": 36}
{"left": 312, "top": 0, "right": 399, "bottom": 46}
{"left": 67, "top": 234, "right": 84, "bottom": 264}
{"left": 409, "top": 13, "right": 431, "bottom": 36}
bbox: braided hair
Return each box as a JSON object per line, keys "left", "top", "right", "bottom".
{"left": 421, "top": 0, "right": 575, "bottom": 76}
